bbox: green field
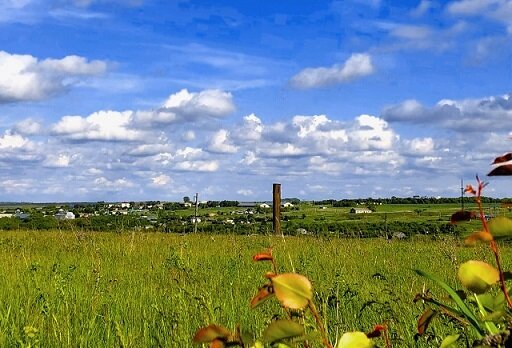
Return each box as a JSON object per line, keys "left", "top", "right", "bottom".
{"left": 0, "top": 230, "right": 507, "bottom": 347}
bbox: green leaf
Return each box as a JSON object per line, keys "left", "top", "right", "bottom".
{"left": 271, "top": 273, "right": 312, "bottom": 310}
{"left": 439, "top": 334, "right": 460, "bottom": 348}
{"left": 336, "top": 332, "right": 375, "bottom": 348}
{"left": 458, "top": 261, "right": 499, "bottom": 295}
{"left": 481, "top": 310, "right": 506, "bottom": 323}
{"left": 476, "top": 292, "right": 505, "bottom": 313}
{"left": 414, "top": 269, "right": 484, "bottom": 335}
{"left": 262, "top": 319, "right": 304, "bottom": 344}
{"left": 488, "top": 216, "right": 512, "bottom": 239}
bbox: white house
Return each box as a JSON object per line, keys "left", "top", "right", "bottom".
{"left": 282, "top": 202, "right": 294, "bottom": 208}
{"left": 350, "top": 208, "right": 372, "bottom": 214}
{"left": 55, "top": 209, "right": 75, "bottom": 220}
{"left": 259, "top": 203, "right": 270, "bottom": 209}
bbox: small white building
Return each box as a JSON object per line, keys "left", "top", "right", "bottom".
{"left": 350, "top": 208, "right": 372, "bottom": 214}
{"left": 259, "top": 203, "right": 270, "bottom": 209}
{"left": 55, "top": 209, "right": 75, "bottom": 220}
{"left": 282, "top": 202, "right": 294, "bottom": 208}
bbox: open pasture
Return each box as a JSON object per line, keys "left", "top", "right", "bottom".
{"left": 0, "top": 231, "right": 508, "bottom": 347}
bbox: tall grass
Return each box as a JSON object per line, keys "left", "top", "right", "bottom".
{"left": 0, "top": 230, "right": 507, "bottom": 347}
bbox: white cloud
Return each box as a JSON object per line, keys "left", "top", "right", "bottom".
{"left": 348, "top": 114, "right": 398, "bottom": 150}
{"left": 411, "top": 0, "right": 433, "bottom": 16}
{"left": 382, "top": 93, "right": 512, "bottom": 132}
{"left": 290, "top": 53, "right": 374, "bottom": 89}
{"left": 208, "top": 129, "right": 238, "bottom": 154}
{"left": 182, "top": 130, "right": 196, "bottom": 141}
{"left": 174, "top": 160, "right": 219, "bottom": 172}
{"left": 390, "top": 25, "right": 432, "bottom": 40}
{"left": 0, "top": 131, "right": 33, "bottom": 149}
{"left": 52, "top": 110, "right": 142, "bottom": 141}
{"left": 14, "top": 118, "right": 42, "bottom": 135}
{"left": 237, "top": 189, "right": 253, "bottom": 196}
{"left": 240, "top": 151, "right": 257, "bottom": 165}
{"left": 43, "top": 153, "right": 75, "bottom": 168}
{"left": 447, "top": 0, "right": 499, "bottom": 15}
{"left": 134, "top": 89, "right": 235, "bottom": 126}
{"left": 0, "top": 51, "right": 107, "bottom": 103}
{"left": 127, "top": 143, "right": 172, "bottom": 156}
{"left": 234, "top": 113, "right": 263, "bottom": 142}
{"left": 404, "top": 137, "right": 435, "bottom": 155}
{"left": 447, "top": 0, "right": 512, "bottom": 32}
{"left": 93, "top": 177, "right": 135, "bottom": 191}
{"left": 150, "top": 174, "right": 171, "bottom": 186}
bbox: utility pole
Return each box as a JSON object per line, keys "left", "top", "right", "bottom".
{"left": 461, "top": 178, "right": 464, "bottom": 211}
{"left": 273, "top": 183, "right": 281, "bottom": 235}
{"left": 194, "top": 192, "right": 199, "bottom": 233}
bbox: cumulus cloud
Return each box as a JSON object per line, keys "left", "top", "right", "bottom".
{"left": 290, "top": 53, "right": 374, "bottom": 89}
{"left": 0, "top": 51, "right": 107, "bottom": 103}
{"left": 348, "top": 115, "right": 398, "bottom": 150}
{"left": 51, "top": 110, "right": 142, "bottom": 141}
{"left": 174, "top": 160, "right": 219, "bottom": 172}
{"left": 237, "top": 189, "right": 253, "bottom": 196}
{"left": 14, "top": 118, "right": 43, "bottom": 135}
{"left": 447, "top": 0, "right": 512, "bottom": 32}
{"left": 92, "top": 177, "right": 135, "bottom": 191}
{"left": 0, "top": 131, "right": 33, "bottom": 149}
{"left": 43, "top": 153, "right": 75, "bottom": 168}
{"left": 382, "top": 93, "right": 512, "bottom": 132}
{"left": 232, "top": 113, "right": 263, "bottom": 143}
{"left": 150, "top": 174, "right": 171, "bottom": 186}
{"left": 403, "top": 137, "right": 435, "bottom": 155}
{"left": 208, "top": 129, "right": 238, "bottom": 154}
{"left": 127, "top": 143, "right": 172, "bottom": 157}
{"left": 135, "top": 89, "right": 235, "bottom": 126}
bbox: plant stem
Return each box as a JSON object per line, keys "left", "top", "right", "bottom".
{"left": 307, "top": 300, "right": 333, "bottom": 348}
{"left": 475, "top": 179, "right": 512, "bottom": 310}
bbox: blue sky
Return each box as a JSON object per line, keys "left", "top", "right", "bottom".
{"left": 0, "top": 0, "right": 511, "bottom": 202}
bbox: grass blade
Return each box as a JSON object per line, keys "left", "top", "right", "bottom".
{"left": 414, "top": 269, "right": 484, "bottom": 336}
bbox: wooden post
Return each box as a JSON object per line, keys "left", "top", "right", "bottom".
{"left": 273, "top": 183, "right": 281, "bottom": 235}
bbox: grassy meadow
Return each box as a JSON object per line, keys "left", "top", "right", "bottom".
{"left": 0, "top": 230, "right": 508, "bottom": 347}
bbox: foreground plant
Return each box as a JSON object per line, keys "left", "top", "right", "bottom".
{"left": 415, "top": 173, "right": 512, "bottom": 347}
{"left": 193, "top": 248, "right": 390, "bottom": 348}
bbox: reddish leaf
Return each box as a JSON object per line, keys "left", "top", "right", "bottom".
{"left": 417, "top": 308, "right": 437, "bottom": 336}
{"left": 193, "top": 324, "right": 230, "bottom": 343}
{"left": 492, "top": 153, "right": 512, "bottom": 164}
{"left": 464, "top": 184, "right": 476, "bottom": 195}
{"left": 464, "top": 231, "right": 493, "bottom": 246}
{"left": 253, "top": 253, "right": 273, "bottom": 262}
{"left": 488, "top": 164, "right": 512, "bottom": 176}
{"left": 250, "top": 284, "right": 274, "bottom": 308}
{"left": 210, "top": 339, "right": 226, "bottom": 348}
{"left": 366, "top": 325, "right": 385, "bottom": 338}
{"left": 264, "top": 272, "right": 276, "bottom": 279}
{"left": 450, "top": 211, "right": 475, "bottom": 224}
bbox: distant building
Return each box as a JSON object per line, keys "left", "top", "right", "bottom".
{"left": 15, "top": 209, "right": 30, "bottom": 220}
{"left": 55, "top": 209, "right": 75, "bottom": 220}
{"left": 282, "top": 202, "right": 294, "bottom": 208}
{"left": 350, "top": 208, "right": 372, "bottom": 214}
